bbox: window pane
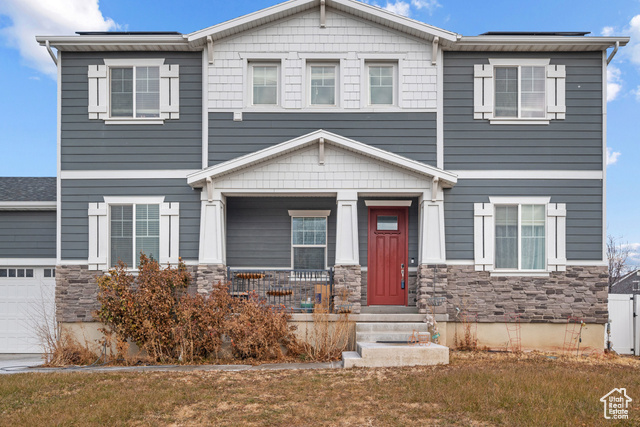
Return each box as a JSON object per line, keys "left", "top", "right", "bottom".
{"left": 17, "top": 269, "right": 24, "bottom": 278}
{"left": 377, "top": 216, "right": 398, "bottom": 231}
{"left": 111, "top": 205, "right": 133, "bottom": 267}
{"left": 310, "top": 66, "right": 336, "bottom": 105}
{"left": 136, "top": 66, "right": 160, "bottom": 118}
{"left": 521, "top": 204, "right": 545, "bottom": 270}
{"left": 111, "top": 68, "right": 133, "bottom": 117}
{"left": 293, "top": 247, "right": 325, "bottom": 270}
{"left": 369, "top": 66, "right": 394, "bottom": 105}
{"left": 8, "top": 269, "right": 16, "bottom": 278}
{"left": 253, "top": 66, "right": 278, "bottom": 105}
{"left": 494, "top": 67, "right": 517, "bottom": 118}
{"left": 495, "top": 205, "right": 518, "bottom": 269}
{"left": 521, "top": 66, "right": 545, "bottom": 118}
{"left": 0, "top": 269, "right": 6, "bottom": 278}
{"left": 135, "top": 204, "right": 160, "bottom": 267}
{"left": 26, "top": 269, "right": 34, "bottom": 278}
{"left": 44, "top": 269, "right": 51, "bottom": 278}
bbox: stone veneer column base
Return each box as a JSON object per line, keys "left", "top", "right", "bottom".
{"left": 196, "top": 264, "right": 227, "bottom": 295}
{"left": 333, "top": 265, "right": 362, "bottom": 314}
{"left": 55, "top": 265, "right": 100, "bottom": 323}
{"left": 416, "top": 264, "right": 448, "bottom": 315}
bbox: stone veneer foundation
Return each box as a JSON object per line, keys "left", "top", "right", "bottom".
{"left": 195, "top": 264, "right": 227, "bottom": 295}
{"left": 333, "top": 265, "right": 362, "bottom": 314}
{"left": 417, "top": 264, "right": 608, "bottom": 323}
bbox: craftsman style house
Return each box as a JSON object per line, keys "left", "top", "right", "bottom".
{"left": 0, "top": 0, "right": 627, "bottom": 352}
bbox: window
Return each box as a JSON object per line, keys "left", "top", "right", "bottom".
{"left": 87, "top": 59, "right": 179, "bottom": 122}
{"left": 0, "top": 268, "right": 34, "bottom": 278}
{"left": 110, "top": 204, "right": 160, "bottom": 268}
{"left": 291, "top": 216, "right": 327, "bottom": 270}
{"left": 494, "top": 66, "right": 546, "bottom": 118}
{"left": 495, "top": 204, "right": 545, "bottom": 270}
{"left": 474, "top": 59, "right": 566, "bottom": 123}
{"left": 368, "top": 64, "right": 395, "bottom": 105}
{"left": 251, "top": 64, "right": 279, "bottom": 105}
{"left": 44, "top": 268, "right": 55, "bottom": 278}
{"left": 309, "top": 64, "right": 337, "bottom": 106}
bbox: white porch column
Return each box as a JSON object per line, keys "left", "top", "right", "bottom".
{"left": 335, "top": 191, "right": 359, "bottom": 265}
{"left": 198, "top": 190, "right": 226, "bottom": 265}
{"left": 418, "top": 180, "right": 446, "bottom": 264}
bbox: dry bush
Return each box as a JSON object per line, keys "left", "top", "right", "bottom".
{"left": 44, "top": 331, "right": 98, "bottom": 367}
{"left": 296, "top": 306, "right": 353, "bottom": 362}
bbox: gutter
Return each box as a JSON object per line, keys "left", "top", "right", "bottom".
{"left": 45, "top": 40, "right": 57, "bottom": 66}
{"left": 606, "top": 41, "right": 620, "bottom": 65}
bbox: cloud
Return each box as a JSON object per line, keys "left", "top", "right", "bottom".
{"left": 601, "top": 26, "right": 615, "bottom": 37}
{"left": 606, "top": 147, "right": 621, "bottom": 166}
{"left": 632, "top": 86, "right": 640, "bottom": 101}
{"left": 383, "top": 1, "right": 411, "bottom": 16}
{"left": 0, "top": 0, "right": 117, "bottom": 77}
{"left": 622, "top": 243, "right": 640, "bottom": 267}
{"left": 410, "top": 0, "right": 441, "bottom": 14}
{"left": 607, "top": 65, "right": 623, "bottom": 101}
{"left": 362, "top": 0, "right": 441, "bottom": 17}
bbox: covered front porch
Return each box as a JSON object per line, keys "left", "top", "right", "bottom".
{"left": 187, "top": 130, "right": 457, "bottom": 314}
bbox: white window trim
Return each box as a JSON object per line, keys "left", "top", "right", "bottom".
{"left": 107, "top": 201, "right": 162, "bottom": 269}
{"left": 247, "top": 62, "right": 281, "bottom": 108}
{"left": 474, "top": 58, "right": 566, "bottom": 125}
{"left": 306, "top": 62, "right": 339, "bottom": 108}
{"left": 289, "top": 211, "right": 330, "bottom": 270}
{"left": 364, "top": 62, "right": 398, "bottom": 108}
{"left": 490, "top": 59, "right": 548, "bottom": 122}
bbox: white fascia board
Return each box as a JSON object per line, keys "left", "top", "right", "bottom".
{"left": 0, "top": 258, "right": 57, "bottom": 266}
{"left": 452, "top": 170, "right": 604, "bottom": 180}
{"left": 187, "top": 129, "right": 458, "bottom": 188}
{"left": 36, "top": 35, "right": 193, "bottom": 51}
{"left": 187, "top": 0, "right": 457, "bottom": 43}
{"left": 0, "top": 201, "right": 56, "bottom": 210}
{"left": 451, "top": 36, "right": 629, "bottom": 51}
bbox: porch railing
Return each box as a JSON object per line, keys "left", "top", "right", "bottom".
{"left": 227, "top": 268, "right": 334, "bottom": 313}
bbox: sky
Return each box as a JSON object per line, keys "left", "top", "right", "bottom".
{"left": 0, "top": 0, "right": 638, "bottom": 263}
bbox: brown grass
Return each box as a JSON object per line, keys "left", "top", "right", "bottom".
{"left": 1, "top": 352, "right": 639, "bottom": 426}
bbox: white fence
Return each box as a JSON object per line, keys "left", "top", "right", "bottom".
{"left": 607, "top": 294, "right": 640, "bottom": 356}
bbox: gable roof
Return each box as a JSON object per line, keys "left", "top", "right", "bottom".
{"left": 186, "top": 0, "right": 458, "bottom": 44}
{"left": 187, "top": 129, "right": 457, "bottom": 188}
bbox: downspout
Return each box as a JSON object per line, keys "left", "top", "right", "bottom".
{"left": 45, "top": 40, "right": 58, "bottom": 66}
{"left": 606, "top": 41, "right": 620, "bottom": 65}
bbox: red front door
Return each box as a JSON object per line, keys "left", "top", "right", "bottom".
{"left": 367, "top": 207, "right": 408, "bottom": 306}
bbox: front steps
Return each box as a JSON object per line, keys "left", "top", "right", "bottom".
{"left": 342, "top": 322, "right": 449, "bottom": 368}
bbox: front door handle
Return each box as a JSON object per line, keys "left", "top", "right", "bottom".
{"left": 401, "top": 263, "right": 405, "bottom": 289}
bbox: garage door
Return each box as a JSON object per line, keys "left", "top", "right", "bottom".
{"left": 0, "top": 267, "right": 56, "bottom": 353}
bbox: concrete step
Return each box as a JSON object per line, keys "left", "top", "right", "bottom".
{"left": 355, "top": 331, "right": 427, "bottom": 343}
{"left": 355, "top": 322, "right": 429, "bottom": 333}
{"left": 342, "top": 342, "right": 449, "bottom": 368}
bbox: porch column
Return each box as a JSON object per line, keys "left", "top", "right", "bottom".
{"left": 417, "top": 180, "right": 448, "bottom": 314}
{"left": 334, "top": 191, "right": 362, "bottom": 314}
{"left": 197, "top": 188, "right": 227, "bottom": 294}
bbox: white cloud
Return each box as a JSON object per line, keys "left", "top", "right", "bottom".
{"left": 622, "top": 243, "right": 640, "bottom": 267}
{"left": 632, "top": 85, "right": 640, "bottom": 101}
{"left": 607, "top": 147, "right": 621, "bottom": 166}
{"left": 0, "top": 0, "right": 117, "bottom": 77}
{"left": 601, "top": 26, "right": 615, "bottom": 37}
{"left": 607, "top": 65, "right": 623, "bottom": 101}
{"left": 383, "top": 1, "right": 411, "bottom": 16}
{"left": 410, "top": 0, "right": 441, "bottom": 15}
{"left": 627, "top": 15, "right": 640, "bottom": 66}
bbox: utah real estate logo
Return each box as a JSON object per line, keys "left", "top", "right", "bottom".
{"left": 600, "top": 388, "right": 632, "bottom": 420}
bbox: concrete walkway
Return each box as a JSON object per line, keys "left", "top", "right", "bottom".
{"left": 0, "top": 355, "right": 343, "bottom": 375}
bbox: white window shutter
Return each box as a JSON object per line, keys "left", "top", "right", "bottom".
{"left": 474, "top": 202, "right": 494, "bottom": 271}
{"left": 473, "top": 64, "right": 493, "bottom": 120}
{"left": 160, "top": 64, "right": 180, "bottom": 120}
{"left": 546, "top": 64, "right": 566, "bottom": 120}
{"left": 88, "top": 65, "right": 108, "bottom": 120}
{"left": 159, "top": 202, "right": 180, "bottom": 264}
{"left": 88, "top": 202, "right": 108, "bottom": 270}
{"left": 547, "top": 203, "right": 567, "bottom": 272}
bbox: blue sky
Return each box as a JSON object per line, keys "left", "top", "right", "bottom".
{"left": 0, "top": 0, "right": 638, "bottom": 260}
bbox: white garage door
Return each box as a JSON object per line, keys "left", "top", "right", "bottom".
{"left": 0, "top": 267, "right": 56, "bottom": 353}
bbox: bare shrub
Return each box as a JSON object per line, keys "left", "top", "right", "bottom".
{"left": 296, "top": 306, "right": 353, "bottom": 362}
{"left": 45, "top": 331, "right": 98, "bottom": 367}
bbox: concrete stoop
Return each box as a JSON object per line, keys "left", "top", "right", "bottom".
{"left": 342, "top": 322, "right": 450, "bottom": 368}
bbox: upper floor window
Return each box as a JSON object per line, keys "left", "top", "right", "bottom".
{"left": 309, "top": 64, "right": 337, "bottom": 106}
{"left": 368, "top": 64, "right": 395, "bottom": 106}
{"left": 251, "top": 64, "right": 279, "bottom": 106}
{"left": 88, "top": 58, "right": 179, "bottom": 123}
{"left": 494, "top": 66, "right": 545, "bottom": 119}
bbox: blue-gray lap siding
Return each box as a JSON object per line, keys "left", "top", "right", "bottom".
{"left": 0, "top": 211, "right": 56, "bottom": 258}
{"left": 226, "top": 197, "right": 419, "bottom": 268}
{"left": 444, "top": 179, "right": 603, "bottom": 261}
{"left": 60, "top": 179, "right": 200, "bottom": 261}
{"left": 208, "top": 112, "right": 437, "bottom": 167}
{"left": 60, "top": 51, "right": 202, "bottom": 171}
{"left": 443, "top": 51, "right": 603, "bottom": 170}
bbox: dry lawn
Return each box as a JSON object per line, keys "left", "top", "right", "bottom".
{"left": 1, "top": 351, "right": 639, "bottom": 426}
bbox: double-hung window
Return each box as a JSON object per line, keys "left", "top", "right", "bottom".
{"left": 110, "top": 66, "right": 160, "bottom": 118}
{"left": 110, "top": 204, "right": 160, "bottom": 268}
{"left": 494, "top": 66, "right": 546, "bottom": 119}
{"left": 368, "top": 64, "right": 395, "bottom": 105}
{"left": 290, "top": 214, "right": 328, "bottom": 270}
{"left": 495, "top": 204, "right": 545, "bottom": 270}
{"left": 309, "top": 64, "right": 337, "bottom": 106}
{"left": 251, "top": 64, "right": 279, "bottom": 106}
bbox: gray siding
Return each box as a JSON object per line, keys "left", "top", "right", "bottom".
{"left": 209, "top": 112, "right": 436, "bottom": 166}
{"left": 226, "top": 197, "right": 336, "bottom": 268}
{"left": 60, "top": 179, "right": 200, "bottom": 260}
{"left": 61, "top": 51, "right": 202, "bottom": 170}
{"left": 0, "top": 211, "right": 56, "bottom": 258}
{"left": 357, "top": 197, "right": 419, "bottom": 268}
{"left": 444, "top": 179, "right": 603, "bottom": 261}
{"left": 443, "top": 51, "right": 603, "bottom": 170}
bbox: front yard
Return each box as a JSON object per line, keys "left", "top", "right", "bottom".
{"left": 1, "top": 352, "right": 639, "bottom": 426}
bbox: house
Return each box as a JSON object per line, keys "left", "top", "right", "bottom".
{"left": 610, "top": 270, "right": 640, "bottom": 294}
{"left": 19, "top": 0, "right": 628, "bottom": 353}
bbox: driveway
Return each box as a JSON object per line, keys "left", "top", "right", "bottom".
{"left": 0, "top": 354, "right": 44, "bottom": 374}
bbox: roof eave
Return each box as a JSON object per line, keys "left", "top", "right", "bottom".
{"left": 447, "top": 35, "right": 630, "bottom": 51}
{"left": 36, "top": 35, "right": 196, "bottom": 51}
